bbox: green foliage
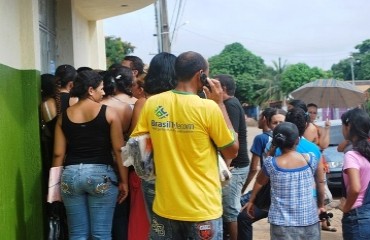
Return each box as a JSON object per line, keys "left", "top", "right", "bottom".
{"left": 332, "top": 39, "right": 370, "bottom": 80}
{"left": 356, "top": 53, "right": 370, "bottom": 80}
{"left": 208, "top": 42, "right": 265, "bottom": 104}
{"left": 105, "top": 36, "right": 135, "bottom": 67}
{"left": 355, "top": 39, "right": 370, "bottom": 54}
{"left": 281, "top": 63, "right": 326, "bottom": 94}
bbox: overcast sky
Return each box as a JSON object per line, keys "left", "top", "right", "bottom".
{"left": 104, "top": 0, "right": 370, "bottom": 70}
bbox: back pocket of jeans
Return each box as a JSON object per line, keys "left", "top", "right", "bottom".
{"left": 87, "top": 175, "right": 112, "bottom": 196}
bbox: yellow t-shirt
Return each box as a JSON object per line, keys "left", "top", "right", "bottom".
{"left": 131, "top": 90, "right": 235, "bottom": 221}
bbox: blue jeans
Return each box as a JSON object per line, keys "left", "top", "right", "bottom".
{"left": 270, "top": 223, "right": 320, "bottom": 240}
{"left": 142, "top": 179, "right": 155, "bottom": 221}
{"left": 342, "top": 184, "right": 370, "bottom": 240}
{"left": 222, "top": 166, "right": 249, "bottom": 222}
{"left": 149, "top": 212, "right": 223, "bottom": 240}
{"left": 237, "top": 191, "right": 268, "bottom": 240}
{"left": 61, "top": 164, "right": 119, "bottom": 240}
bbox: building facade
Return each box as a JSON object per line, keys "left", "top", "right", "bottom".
{"left": 0, "top": 0, "right": 153, "bottom": 238}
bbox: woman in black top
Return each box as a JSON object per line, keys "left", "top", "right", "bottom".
{"left": 51, "top": 70, "right": 128, "bottom": 239}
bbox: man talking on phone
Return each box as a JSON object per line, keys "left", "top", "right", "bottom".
{"left": 131, "top": 51, "right": 239, "bottom": 239}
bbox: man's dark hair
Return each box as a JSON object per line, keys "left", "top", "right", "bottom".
{"left": 175, "top": 51, "right": 208, "bottom": 82}
{"left": 213, "top": 74, "right": 236, "bottom": 96}
{"left": 285, "top": 108, "right": 308, "bottom": 137}
{"left": 123, "top": 55, "right": 144, "bottom": 75}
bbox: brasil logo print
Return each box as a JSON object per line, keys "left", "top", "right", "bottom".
{"left": 155, "top": 106, "right": 168, "bottom": 119}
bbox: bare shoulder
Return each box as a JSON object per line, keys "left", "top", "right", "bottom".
{"left": 133, "top": 98, "right": 147, "bottom": 110}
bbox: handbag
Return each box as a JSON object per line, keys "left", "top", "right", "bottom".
{"left": 48, "top": 216, "right": 61, "bottom": 240}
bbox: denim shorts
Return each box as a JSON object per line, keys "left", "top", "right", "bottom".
{"left": 222, "top": 166, "right": 249, "bottom": 222}
{"left": 149, "top": 212, "right": 223, "bottom": 240}
{"left": 270, "top": 222, "right": 320, "bottom": 240}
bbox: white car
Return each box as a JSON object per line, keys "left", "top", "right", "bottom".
{"left": 316, "top": 120, "right": 345, "bottom": 189}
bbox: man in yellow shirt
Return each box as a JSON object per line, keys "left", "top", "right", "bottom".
{"left": 131, "top": 51, "right": 239, "bottom": 239}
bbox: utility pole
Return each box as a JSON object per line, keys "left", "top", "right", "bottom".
{"left": 158, "top": 0, "right": 171, "bottom": 53}
{"left": 349, "top": 56, "right": 355, "bottom": 85}
{"left": 154, "top": 1, "right": 161, "bottom": 53}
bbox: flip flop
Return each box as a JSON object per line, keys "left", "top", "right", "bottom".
{"left": 322, "top": 226, "right": 337, "bottom": 232}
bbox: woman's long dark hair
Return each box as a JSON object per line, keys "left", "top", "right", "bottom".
{"left": 342, "top": 108, "right": 370, "bottom": 161}
{"left": 144, "top": 52, "right": 177, "bottom": 95}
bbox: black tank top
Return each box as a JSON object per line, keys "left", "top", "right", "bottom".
{"left": 60, "top": 92, "right": 70, "bottom": 112}
{"left": 62, "top": 105, "right": 113, "bottom": 166}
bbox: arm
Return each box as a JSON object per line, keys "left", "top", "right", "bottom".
{"left": 120, "top": 102, "right": 133, "bottom": 138}
{"left": 245, "top": 171, "right": 269, "bottom": 218}
{"left": 128, "top": 98, "right": 146, "bottom": 135}
{"left": 341, "top": 168, "right": 361, "bottom": 213}
{"left": 107, "top": 107, "right": 129, "bottom": 203}
{"left": 303, "top": 123, "right": 319, "bottom": 142}
{"left": 204, "top": 79, "right": 239, "bottom": 160}
{"left": 318, "top": 120, "right": 331, "bottom": 149}
{"left": 315, "top": 156, "right": 326, "bottom": 209}
{"left": 241, "top": 153, "right": 260, "bottom": 193}
{"left": 52, "top": 116, "right": 66, "bottom": 167}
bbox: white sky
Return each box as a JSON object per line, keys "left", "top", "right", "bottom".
{"left": 103, "top": 0, "right": 370, "bottom": 70}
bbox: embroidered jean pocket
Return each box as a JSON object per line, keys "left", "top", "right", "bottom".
{"left": 87, "top": 174, "right": 116, "bottom": 196}
{"left": 60, "top": 171, "right": 76, "bottom": 196}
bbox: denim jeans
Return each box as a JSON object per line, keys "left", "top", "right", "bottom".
{"left": 149, "top": 212, "right": 223, "bottom": 240}
{"left": 61, "top": 164, "right": 118, "bottom": 240}
{"left": 270, "top": 223, "right": 320, "bottom": 240}
{"left": 142, "top": 179, "right": 155, "bottom": 221}
{"left": 222, "top": 166, "right": 249, "bottom": 222}
{"left": 342, "top": 184, "right": 370, "bottom": 240}
{"left": 237, "top": 191, "right": 268, "bottom": 240}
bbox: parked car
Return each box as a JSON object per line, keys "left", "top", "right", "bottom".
{"left": 316, "top": 120, "right": 344, "bottom": 189}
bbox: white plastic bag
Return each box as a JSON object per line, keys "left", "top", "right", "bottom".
{"left": 121, "top": 134, "right": 155, "bottom": 181}
{"left": 218, "top": 154, "right": 232, "bottom": 185}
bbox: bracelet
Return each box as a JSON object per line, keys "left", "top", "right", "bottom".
{"left": 318, "top": 179, "right": 327, "bottom": 183}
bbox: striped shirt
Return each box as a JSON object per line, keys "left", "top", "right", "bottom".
{"left": 262, "top": 153, "right": 319, "bottom": 226}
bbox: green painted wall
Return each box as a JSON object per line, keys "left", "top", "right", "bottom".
{"left": 0, "top": 64, "right": 44, "bottom": 239}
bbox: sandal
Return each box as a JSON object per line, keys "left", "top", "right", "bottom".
{"left": 322, "top": 226, "right": 337, "bottom": 232}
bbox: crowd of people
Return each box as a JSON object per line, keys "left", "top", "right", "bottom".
{"left": 40, "top": 51, "right": 370, "bottom": 240}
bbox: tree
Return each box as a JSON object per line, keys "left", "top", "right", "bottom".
{"left": 332, "top": 39, "right": 370, "bottom": 80}
{"left": 281, "top": 63, "right": 327, "bottom": 94}
{"left": 255, "top": 58, "right": 288, "bottom": 105}
{"left": 208, "top": 42, "right": 265, "bottom": 104}
{"left": 105, "top": 36, "right": 135, "bottom": 67}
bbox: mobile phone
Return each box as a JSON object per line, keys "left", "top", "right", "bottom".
{"left": 200, "top": 73, "right": 211, "bottom": 91}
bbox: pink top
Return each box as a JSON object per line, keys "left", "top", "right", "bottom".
{"left": 343, "top": 150, "right": 370, "bottom": 209}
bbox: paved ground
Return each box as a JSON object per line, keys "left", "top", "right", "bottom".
{"left": 246, "top": 125, "right": 343, "bottom": 240}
